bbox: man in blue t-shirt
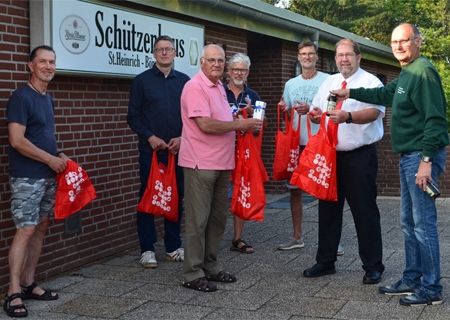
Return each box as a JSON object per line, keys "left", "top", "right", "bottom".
{"left": 4, "top": 45, "right": 67, "bottom": 318}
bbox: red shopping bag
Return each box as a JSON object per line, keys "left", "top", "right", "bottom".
{"left": 272, "top": 104, "right": 300, "bottom": 180}
{"left": 55, "top": 160, "right": 97, "bottom": 219}
{"left": 290, "top": 113, "right": 338, "bottom": 201}
{"left": 231, "top": 125, "right": 268, "bottom": 221}
{"left": 231, "top": 109, "right": 268, "bottom": 184}
{"left": 137, "top": 151, "right": 178, "bottom": 222}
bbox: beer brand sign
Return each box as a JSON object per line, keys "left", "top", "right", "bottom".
{"left": 50, "top": 0, "right": 204, "bottom": 77}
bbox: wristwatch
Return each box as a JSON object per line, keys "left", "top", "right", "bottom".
{"left": 421, "top": 156, "right": 433, "bottom": 163}
{"left": 345, "top": 112, "right": 353, "bottom": 124}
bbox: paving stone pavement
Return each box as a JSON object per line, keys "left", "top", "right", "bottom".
{"left": 3, "top": 194, "right": 450, "bottom": 319}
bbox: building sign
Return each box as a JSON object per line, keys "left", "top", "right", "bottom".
{"left": 51, "top": 0, "right": 204, "bottom": 77}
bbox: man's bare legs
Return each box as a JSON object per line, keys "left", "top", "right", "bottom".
{"left": 290, "top": 188, "right": 303, "bottom": 240}
{"left": 7, "top": 217, "right": 56, "bottom": 311}
{"left": 231, "top": 215, "right": 254, "bottom": 253}
{"left": 278, "top": 188, "right": 305, "bottom": 250}
{"left": 281, "top": 188, "right": 344, "bottom": 255}
{"left": 7, "top": 224, "right": 37, "bottom": 312}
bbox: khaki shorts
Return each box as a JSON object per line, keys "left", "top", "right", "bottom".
{"left": 9, "top": 177, "right": 56, "bottom": 228}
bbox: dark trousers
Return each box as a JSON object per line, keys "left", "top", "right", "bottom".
{"left": 316, "top": 143, "right": 384, "bottom": 272}
{"left": 137, "top": 150, "right": 184, "bottom": 254}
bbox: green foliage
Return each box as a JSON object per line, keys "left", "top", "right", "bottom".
{"left": 260, "top": 0, "right": 282, "bottom": 5}
{"left": 265, "top": 0, "right": 450, "bottom": 127}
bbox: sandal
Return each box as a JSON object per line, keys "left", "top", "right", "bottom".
{"left": 206, "top": 271, "right": 237, "bottom": 283}
{"left": 182, "top": 277, "right": 217, "bottom": 292}
{"left": 230, "top": 238, "right": 255, "bottom": 254}
{"left": 3, "top": 293, "right": 28, "bottom": 318}
{"left": 20, "top": 282, "right": 58, "bottom": 301}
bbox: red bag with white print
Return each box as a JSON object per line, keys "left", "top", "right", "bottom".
{"left": 272, "top": 104, "right": 301, "bottom": 180}
{"left": 55, "top": 160, "right": 97, "bottom": 219}
{"left": 290, "top": 113, "right": 338, "bottom": 201}
{"left": 231, "top": 124, "right": 268, "bottom": 222}
{"left": 137, "top": 151, "right": 178, "bottom": 222}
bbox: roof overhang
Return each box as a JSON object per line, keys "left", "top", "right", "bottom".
{"left": 123, "top": 0, "right": 398, "bottom": 66}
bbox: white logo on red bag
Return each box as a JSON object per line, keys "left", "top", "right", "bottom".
{"left": 237, "top": 176, "right": 251, "bottom": 209}
{"left": 65, "top": 166, "right": 85, "bottom": 202}
{"left": 287, "top": 146, "right": 300, "bottom": 172}
{"left": 308, "top": 154, "right": 332, "bottom": 188}
{"left": 152, "top": 180, "right": 172, "bottom": 212}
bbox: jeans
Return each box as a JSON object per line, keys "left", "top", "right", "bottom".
{"left": 137, "top": 150, "right": 184, "bottom": 253}
{"left": 399, "top": 148, "right": 446, "bottom": 296}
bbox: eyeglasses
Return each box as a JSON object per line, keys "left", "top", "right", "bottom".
{"left": 230, "top": 68, "right": 249, "bottom": 74}
{"left": 298, "top": 52, "right": 316, "bottom": 58}
{"left": 390, "top": 37, "right": 419, "bottom": 47}
{"left": 335, "top": 53, "right": 357, "bottom": 59}
{"left": 154, "top": 47, "right": 175, "bottom": 53}
{"left": 202, "top": 57, "right": 226, "bottom": 65}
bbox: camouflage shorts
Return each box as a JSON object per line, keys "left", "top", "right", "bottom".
{"left": 9, "top": 177, "right": 57, "bottom": 228}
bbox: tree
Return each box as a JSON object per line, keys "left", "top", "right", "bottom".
{"left": 264, "top": 0, "right": 450, "bottom": 123}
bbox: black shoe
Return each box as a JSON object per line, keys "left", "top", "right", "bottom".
{"left": 363, "top": 270, "right": 382, "bottom": 284}
{"left": 303, "top": 263, "right": 336, "bottom": 278}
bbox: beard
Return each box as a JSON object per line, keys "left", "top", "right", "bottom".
{"left": 232, "top": 79, "right": 244, "bottom": 86}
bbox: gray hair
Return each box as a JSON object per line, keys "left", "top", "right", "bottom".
{"left": 228, "top": 53, "right": 251, "bottom": 69}
{"left": 201, "top": 44, "right": 225, "bottom": 58}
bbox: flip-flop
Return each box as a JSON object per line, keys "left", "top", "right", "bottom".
{"left": 230, "top": 238, "right": 255, "bottom": 254}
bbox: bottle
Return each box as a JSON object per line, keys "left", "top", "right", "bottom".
{"left": 426, "top": 180, "right": 441, "bottom": 199}
{"left": 327, "top": 94, "right": 337, "bottom": 111}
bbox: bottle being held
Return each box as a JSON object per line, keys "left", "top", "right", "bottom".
{"left": 327, "top": 94, "right": 337, "bottom": 111}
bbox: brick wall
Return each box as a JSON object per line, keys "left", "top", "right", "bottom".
{"left": 0, "top": 0, "right": 145, "bottom": 293}
{"left": 1, "top": 0, "right": 450, "bottom": 293}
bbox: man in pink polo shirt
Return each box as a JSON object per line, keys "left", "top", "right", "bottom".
{"left": 179, "top": 44, "right": 263, "bottom": 292}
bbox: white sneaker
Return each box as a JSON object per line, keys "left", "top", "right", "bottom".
{"left": 277, "top": 238, "right": 305, "bottom": 250}
{"left": 140, "top": 251, "right": 157, "bottom": 268}
{"left": 337, "top": 244, "right": 345, "bottom": 256}
{"left": 166, "top": 248, "right": 184, "bottom": 262}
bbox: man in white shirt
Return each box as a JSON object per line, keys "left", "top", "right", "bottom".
{"left": 303, "top": 39, "right": 385, "bottom": 285}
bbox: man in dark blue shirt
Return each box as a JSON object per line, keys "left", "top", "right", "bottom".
{"left": 224, "top": 53, "right": 261, "bottom": 254}
{"left": 127, "top": 35, "right": 190, "bottom": 268}
{"left": 5, "top": 45, "right": 65, "bottom": 318}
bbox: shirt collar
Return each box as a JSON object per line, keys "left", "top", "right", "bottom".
{"left": 199, "top": 70, "right": 223, "bottom": 87}
{"left": 152, "top": 64, "right": 175, "bottom": 78}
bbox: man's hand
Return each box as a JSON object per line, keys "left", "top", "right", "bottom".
{"left": 244, "top": 97, "right": 254, "bottom": 115}
{"left": 326, "top": 109, "right": 349, "bottom": 124}
{"left": 330, "top": 89, "right": 350, "bottom": 103}
{"left": 416, "top": 161, "right": 432, "bottom": 191}
{"left": 278, "top": 96, "right": 288, "bottom": 112}
{"left": 236, "top": 118, "right": 263, "bottom": 132}
{"left": 308, "top": 107, "right": 322, "bottom": 124}
{"left": 149, "top": 135, "right": 168, "bottom": 151}
{"left": 48, "top": 155, "right": 67, "bottom": 173}
{"left": 167, "top": 137, "right": 182, "bottom": 154}
{"left": 294, "top": 101, "right": 309, "bottom": 115}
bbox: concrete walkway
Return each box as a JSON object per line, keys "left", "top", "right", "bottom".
{"left": 4, "top": 194, "right": 450, "bottom": 319}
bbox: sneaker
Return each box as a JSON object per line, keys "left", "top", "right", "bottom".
{"left": 337, "top": 244, "right": 345, "bottom": 256}
{"left": 140, "top": 251, "right": 157, "bottom": 268}
{"left": 166, "top": 248, "right": 184, "bottom": 261}
{"left": 399, "top": 290, "right": 442, "bottom": 306}
{"left": 277, "top": 238, "right": 305, "bottom": 250}
{"left": 379, "top": 280, "right": 417, "bottom": 296}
